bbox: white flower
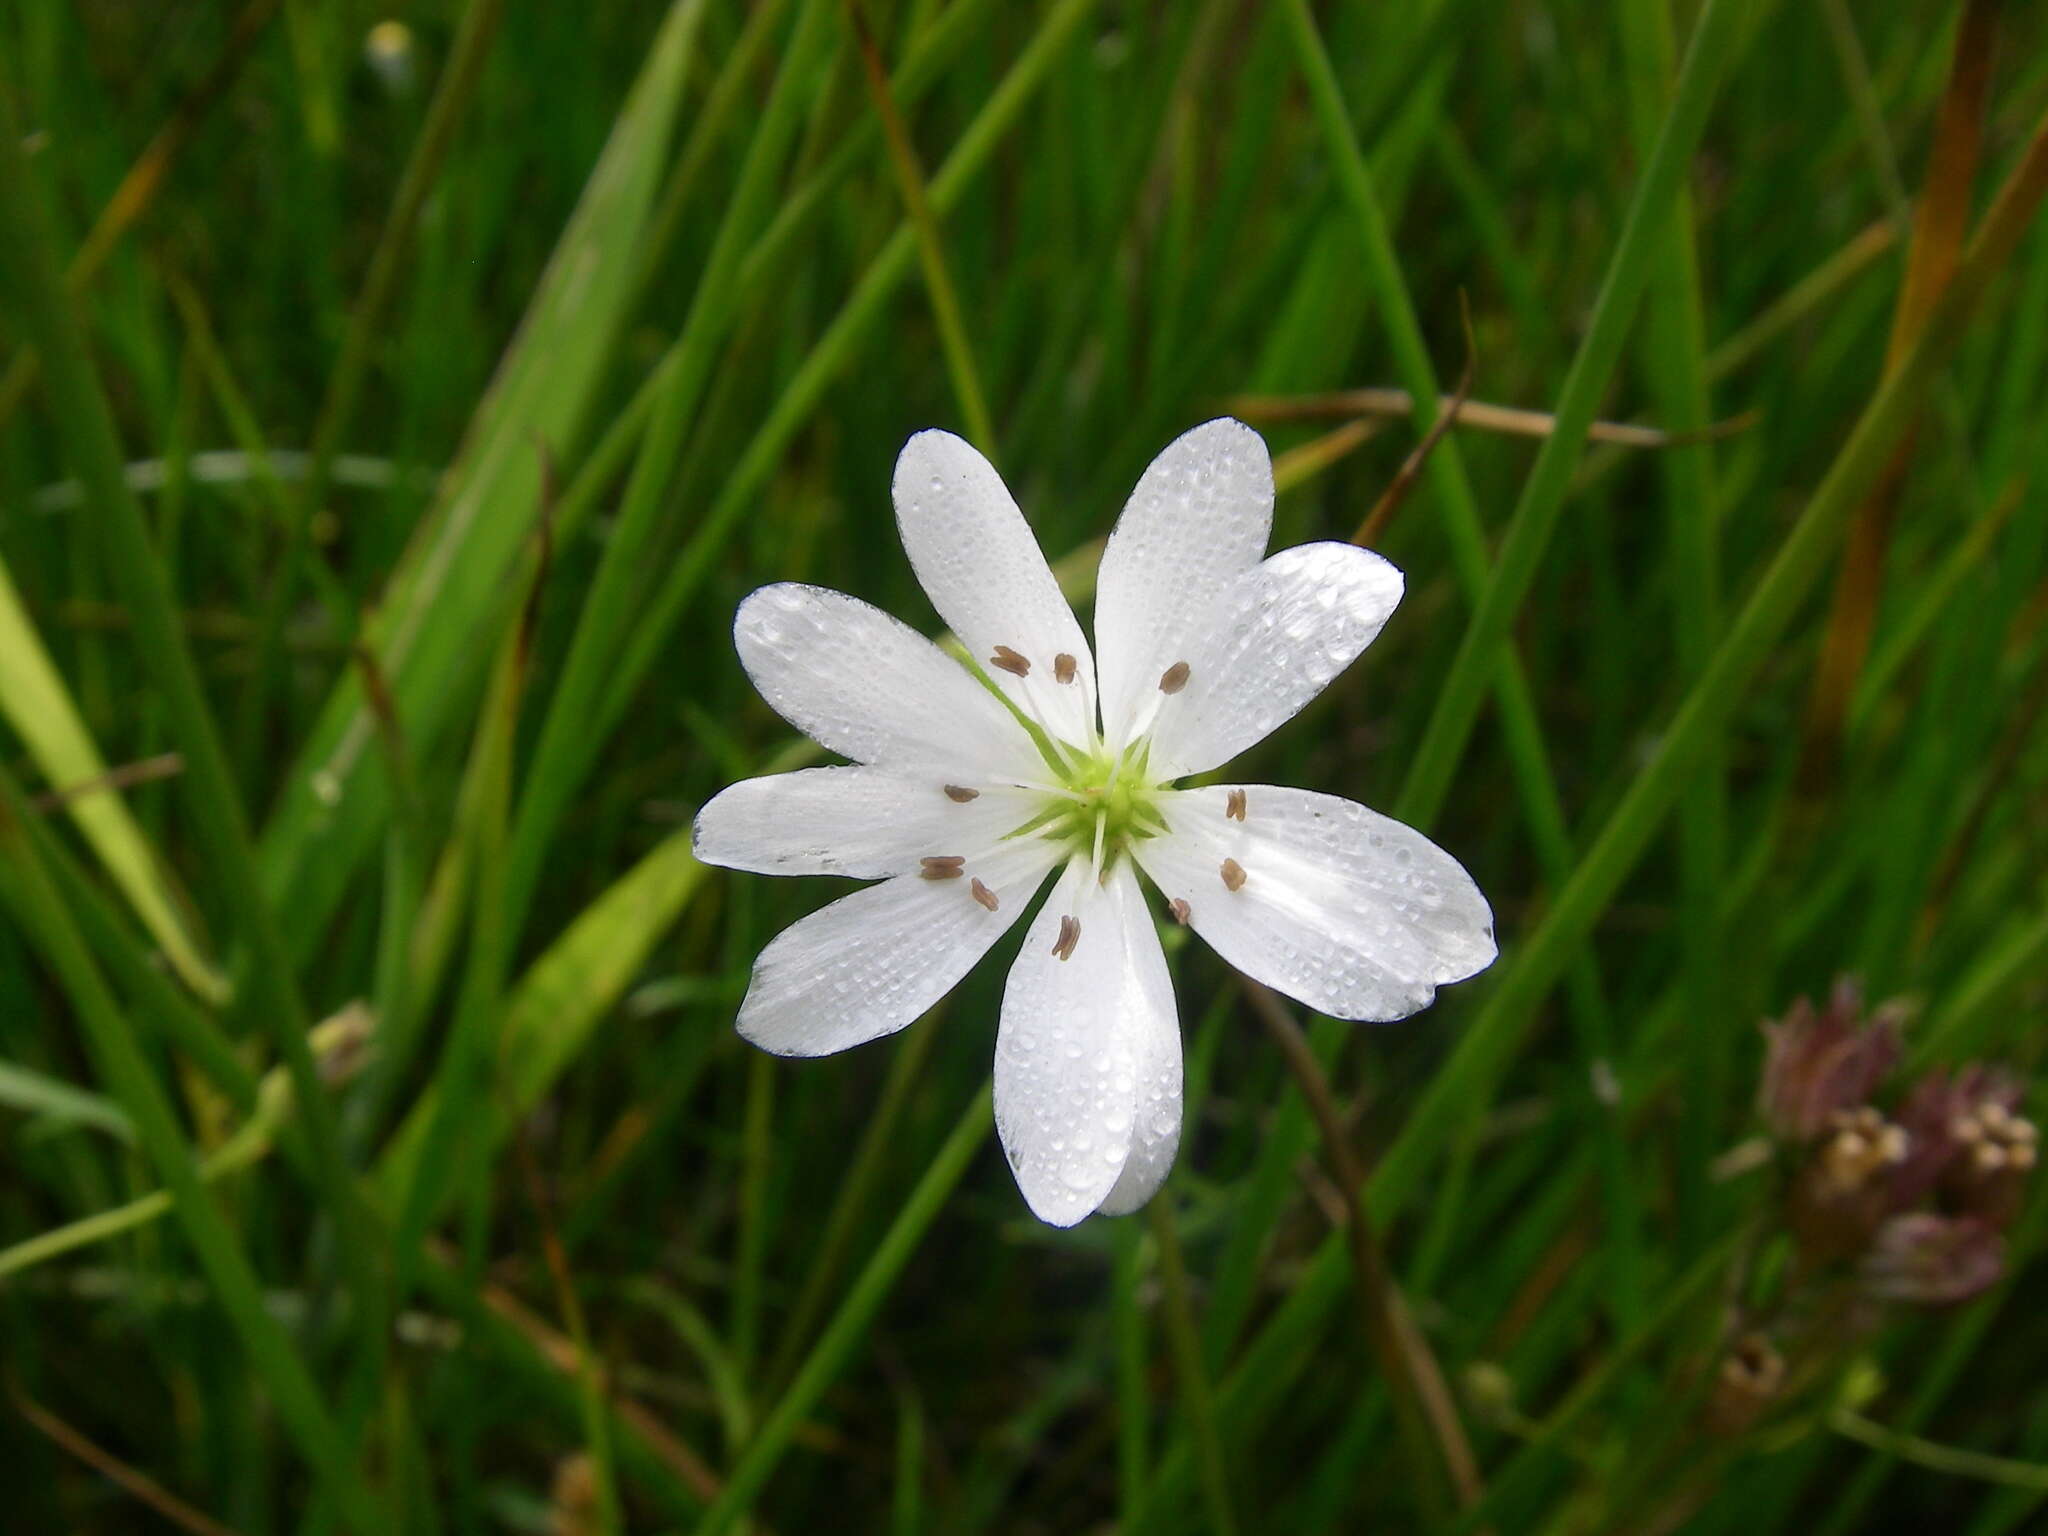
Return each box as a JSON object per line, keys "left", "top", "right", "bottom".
{"left": 694, "top": 420, "right": 1496, "bottom": 1226}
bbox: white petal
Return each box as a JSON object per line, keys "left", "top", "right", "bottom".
{"left": 893, "top": 431, "right": 1097, "bottom": 750}
{"left": 1145, "top": 543, "right": 1403, "bottom": 778}
{"left": 1093, "top": 904, "right": 1183, "bottom": 1218}
{"left": 1134, "top": 786, "right": 1494, "bottom": 1022}
{"left": 736, "top": 839, "right": 1059, "bottom": 1057}
{"left": 1094, "top": 419, "right": 1274, "bottom": 749}
{"left": 734, "top": 583, "right": 1039, "bottom": 780}
{"left": 995, "top": 860, "right": 1184, "bottom": 1227}
{"left": 693, "top": 766, "right": 1034, "bottom": 879}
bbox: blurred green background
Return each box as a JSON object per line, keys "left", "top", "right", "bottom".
{"left": 2, "top": 0, "right": 2047, "bottom": 1530}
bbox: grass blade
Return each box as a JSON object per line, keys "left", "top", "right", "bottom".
{"left": 258, "top": 0, "right": 705, "bottom": 958}
{"left": 0, "top": 551, "right": 223, "bottom": 1001}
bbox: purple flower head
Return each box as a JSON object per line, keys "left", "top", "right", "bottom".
{"left": 1892, "top": 1064, "right": 2033, "bottom": 1222}
{"left": 1861, "top": 1213, "right": 2006, "bottom": 1306}
{"left": 1758, "top": 977, "right": 1905, "bottom": 1142}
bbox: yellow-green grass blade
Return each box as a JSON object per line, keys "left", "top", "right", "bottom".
{"left": 376, "top": 822, "right": 708, "bottom": 1214}
{"left": 258, "top": 0, "right": 706, "bottom": 962}
{"left": 0, "top": 553, "right": 224, "bottom": 1002}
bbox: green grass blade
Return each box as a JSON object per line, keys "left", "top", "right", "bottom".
{"left": 0, "top": 79, "right": 380, "bottom": 1338}
{"left": 0, "top": 773, "right": 383, "bottom": 1530}
{"left": 258, "top": 0, "right": 704, "bottom": 958}
{"left": 0, "top": 551, "right": 223, "bottom": 1001}
{"left": 690, "top": 1082, "right": 994, "bottom": 1536}
{"left": 1392, "top": 0, "right": 1753, "bottom": 830}
{"left": 376, "top": 824, "right": 708, "bottom": 1211}
{"left": 1367, "top": 111, "right": 2048, "bottom": 1233}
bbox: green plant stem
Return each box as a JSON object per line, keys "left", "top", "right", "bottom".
{"left": 690, "top": 1082, "right": 993, "bottom": 1536}
{"left": 499, "top": 0, "right": 833, "bottom": 953}
{"left": 300, "top": 0, "right": 511, "bottom": 517}
{"left": 1620, "top": 0, "right": 1727, "bottom": 1268}
{"left": 1367, "top": 101, "right": 2048, "bottom": 1236}
{"left": 0, "top": 772, "right": 382, "bottom": 1530}
{"left": 1113, "top": 1218, "right": 1150, "bottom": 1529}
{"left": 1279, "top": 0, "right": 1636, "bottom": 1332}
{"left": 1148, "top": 1197, "right": 1240, "bottom": 1536}
{"left": 846, "top": 0, "right": 996, "bottom": 453}
{"left": 767, "top": 1006, "right": 946, "bottom": 1388}
{"left": 1830, "top": 1410, "right": 2048, "bottom": 1492}
{"left": 602, "top": 0, "right": 1100, "bottom": 738}
{"left": 0, "top": 81, "right": 387, "bottom": 1369}
{"left": 1391, "top": 0, "right": 1752, "bottom": 830}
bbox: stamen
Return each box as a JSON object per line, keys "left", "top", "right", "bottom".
{"left": 1054, "top": 652, "right": 1078, "bottom": 684}
{"left": 1225, "top": 788, "right": 1247, "bottom": 821}
{"left": 991, "top": 645, "right": 1031, "bottom": 678}
{"left": 1169, "top": 898, "right": 1191, "bottom": 925}
{"left": 1220, "top": 857, "right": 1247, "bottom": 892}
{"left": 1052, "top": 915, "right": 1081, "bottom": 961}
{"left": 943, "top": 784, "right": 980, "bottom": 803}
{"left": 920, "top": 855, "right": 966, "bottom": 880}
{"left": 1158, "top": 660, "right": 1191, "bottom": 694}
{"left": 970, "top": 878, "right": 999, "bottom": 912}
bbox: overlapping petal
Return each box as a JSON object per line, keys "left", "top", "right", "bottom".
{"left": 894, "top": 430, "right": 1098, "bottom": 749}
{"left": 1134, "top": 785, "right": 1494, "bottom": 1022}
{"left": 995, "top": 860, "right": 1183, "bottom": 1226}
{"left": 1094, "top": 419, "right": 1273, "bottom": 748}
{"left": 736, "top": 838, "right": 1060, "bottom": 1057}
{"left": 1144, "top": 542, "right": 1403, "bottom": 778}
{"left": 693, "top": 766, "right": 1035, "bottom": 879}
{"left": 734, "top": 583, "right": 1038, "bottom": 781}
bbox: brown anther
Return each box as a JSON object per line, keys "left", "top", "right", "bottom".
{"left": 1169, "top": 898, "right": 1191, "bottom": 925}
{"left": 1220, "top": 857, "right": 1247, "bottom": 893}
{"left": 991, "top": 645, "right": 1031, "bottom": 677}
{"left": 1158, "top": 660, "right": 1191, "bottom": 695}
{"left": 1054, "top": 652, "right": 1078, "bottom": 684}
{"left": 943, "top": 784, "right": 980, "bottom": 803}
{"left": 1225, "top": 788, "right": 1247, "bottom": 821}
{"left": 1817, "top": 1106, "right": 1907, "bottom": 1193}
{"left": 1052, "top": 915, "right": 1081, "bottom": 961}
{"left": 970, "top": 878, "right": 999, "bottom": 912}
{"left": 919, "top": 855, "right": 966, "bottom": 880}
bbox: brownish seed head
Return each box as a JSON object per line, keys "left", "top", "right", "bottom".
{"left": 970, "top": 877, "right": 999, "bottom": 912}
{"left": 1054, "top": 652, "right": 1078, "bottom": 684}
{"left": 1220, "top": 857, "right": 1247, "bottom": 892}
{"left": 943, "top": 784, "right": 979, "bottom": 803}
{"left": 1052, "top": 915, "right": 1081, "bottom": 961}
{"left": 1225, "top": 788, "right": 1247, "bottom": 821}
{"left": 991, "top": 645, "right": 1031, "bottom": 677}
{"left": 1169, "top": 897, "right": 1191, "bottom": 925}
{"left": 1158, "top": 660, "right": 1191, "bottom": 695}
{"left": 920, "top": 855, "right": 966, "bottom": 880}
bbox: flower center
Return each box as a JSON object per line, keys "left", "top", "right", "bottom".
{"left": 1035, "top": 741, "right": 1170, "bottom": 871}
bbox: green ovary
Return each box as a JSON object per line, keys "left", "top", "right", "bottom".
{"left": 1027, "top": 742, "right": 1171, "bottom": 867}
